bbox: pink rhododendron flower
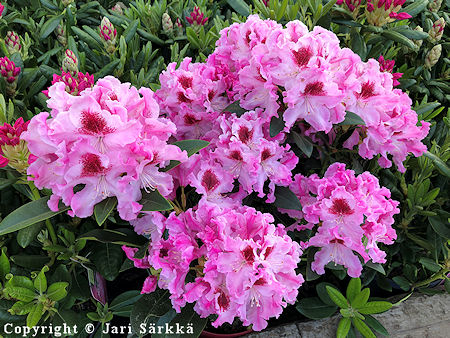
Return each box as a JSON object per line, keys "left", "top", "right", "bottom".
{"left": 22, "top": 76, "right": 188, "bottom": 220}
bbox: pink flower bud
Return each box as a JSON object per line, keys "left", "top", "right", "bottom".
{"left": 0, "top": 3, "right": 4, "bottom": 18}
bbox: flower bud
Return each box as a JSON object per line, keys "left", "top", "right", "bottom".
{"left": 62, "top": 49, "right": 78, "bottom": 76}
{"left": 111, "top": 2, "right": 126, "bottom": 15}
{"left": 428, "top": 18, "right": 445, "bottom": 43}
{"left": 0, "top": 118, "right": 31, "bottom": 173}
{"left": 0, "top": 3, "right": 4, "bottom": 18}
{"left": 0, "top": 57, "right": 20, "bottom": 96}
{"left": 186, "top": 6, "right": 208, "bottom": 26}
{"left": 56, "top": 24, "right": 67, "bottom": 46}
{"left": 428, "top": 0, "right": 442, "bottom": 12}
{"left": 425, "top": 44, "right": 442, "bottom": 69}
{"left": 366, "top": 0, "right": 411, "bottom": 26}
{"left": 99, "top": 17, "right": 117, "bottom": 53}
{"left": 175, "top": 18, "right": 183, "bottom": 36}
{"left": 61, "top": 0, "right": 74, "bottom": 6}
{"left": 162, "top": 13, "right": 173, "bottom": 34}
{"left": 413, "top": 26, "right": 424, "bottom": 48}
{"left": 5, "top": 31, "right": 21, "bottom": 55}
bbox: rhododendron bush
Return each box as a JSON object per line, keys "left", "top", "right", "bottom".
{"left": 0, "top": 0, "right": 449, "bottom": 337}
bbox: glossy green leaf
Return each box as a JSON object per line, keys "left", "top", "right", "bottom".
{"left": 123, "top": 19, "right": 139, "bottom": 43}
{"left": 392, "top": 276, "right": 411, "bottom": 291}
{"left": 34, "top": 266, "right": 49, "bottom": 294}
{"left": 140, "top": 189, "right": 173, "bottom": 212}
{"left": 26, "top": 302, "right": 44, "bottom": 327}
{"left": 316, "top": 282, "right": 338, "bottom": 306}
{"left": 110, "top": 290, "right": 142, "bottom": 311}
{"left": 6, "top": 287, "right": 36, "bottom": 302}
{"left": 130, "top": 289, "right": 173, "bottom": 336}
{"left": 337, "top": 317, "right": 351, "bottom": 338}
{"left": 325, "top": 286, "right": 349, "bottom": 308}
{"left": 424, "top": 152, "right": 450, "bottom": 178}
{"left": 94, "top": 197, "right": 117, "bottom": 226}
{"left": 358, "top": 301, "right": 392, "bottom": 314}
{"left": 295, "top": 297, "right": 338, "bottom": 319}
{"left": 91, "top": 243, "right": 124, "bottom": 281}
{"left": 353, "top": 317, "right": 376, "bottom": 338}
{"left": 40, "top": 15, "right": 63, "bottom": 40}
{"left": 78, "top": 228, "right": 147, "bottom": 247}
{"left": 226, "top": 0, "right": 250, "bottom": 16}
{"left": 403, "top": 0, "right": 429, "bottom": 17}
{"left": 269, "top": 115, "right": 285, "bottom": 137}
{"left": 346, "top": 278, "right": 361, "bottom": 303}
{"left": 162, "top": 139, "right": 210, "bottom": 171}
{"left": 364, "top": 314, "right": 389, "bottom": 336}
{"left": 339, "top": 111, "right": 366, "bottom": 126}
{"left": 17, "top": 223, "right": 43, "bottom": 248}
{"left": 273, "top": 186, "right": 302, "bottom": 211}
{"left": 351, "top": 288, "right": 370, "bottom": 308}
{"left": 419, "top": 257, "right": 441, "bottom": 272}
{"left": 0, "top": 196, "right": 69, "bottom": 236}
{"left": 292, "top": 131, "right": 313, "bottom": 157}
{"left": 0, "top": 249, "right": 10, "bottom": 281}
{"left": 223, "top": 100, "right": 246, "bottom": 116}
{"left": 365, "top": 261, "right": 386, "bottom": 275}
{"left": 429, "top": 216, "right": 450, "bottom": 238}
{"left": 9, "top": 301, "right": 34, "bottom": 316}
{"left": 47, "top": 282, "right": 69, "bottom": 302}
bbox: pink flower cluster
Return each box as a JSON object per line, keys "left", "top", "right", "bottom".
{"left": 282, "top": 163, "right": 399, "bottom": 278}
{"left": 378, "top": 55, "right": 402, "bottom": 86}
{"left": 124, "top": 201, "right": 303, "bottom": 331}
{"left": 22, "top": 76, "right": 187, "bottom": 220}
{"left": 0, "top": 117, "right": 30, "bottom": 167}
{"left": 205, "top": 15, "right": 429, "bottom": 172}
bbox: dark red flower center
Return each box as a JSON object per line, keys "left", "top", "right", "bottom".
{"left": 218, "top": 290, "right": 230, "bottom": 311}
{"left": 304, "top": 81, "right": 325, "bottom": 96}
{"left": 183, "top": 114, "right": 201, "bottom": 125}
{"left": 359, "top": 81, "right": 376, "bottom": 99}
{"left": 329, "top": 198, "right": 354, "bottom": 216}
{"left": 177, "top": 92, "right": 192, "bottom": 103}
{"left": 261, "top": 149, "right": 272, "bottom": 161}
{"left": 201, "top": 169, "right": 220, "bottom": 192}
{"left": 254, "top": 278, "right": 266, "bottom": 286}
{"left": 80, "top": 111, "right": 114, "bottom": 135}
{"left": 238, "top": 126, "right": 253, "bottom": 144}
{"left": 330, "top": 238, "right": 345, "bottom": 245}
{"left": 179, "top": 75, "right": 193, "bottom": 89}
{"left": 242, "top": 246, "right": 255, "bottom": 264}
{"left": 207, "top": 90, "right": 215, "bottom": 101}
{"left": 81, "top": 153, "right": 108, "bottom": 176}
{"left": 228, "top": 150, "right": 243, "bottom": 161}
{"left": 292, "top": 47, "right": 313, "bottom": 67}
{"left": 159, "top": 248, "right": 169, "bottom": 258}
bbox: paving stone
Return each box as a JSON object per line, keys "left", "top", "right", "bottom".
{"left": 245, "top": 293, "right": 450, "bottom": 338}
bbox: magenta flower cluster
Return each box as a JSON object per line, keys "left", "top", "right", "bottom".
{"left": 281, "top": 163, "right": 399, "bottom": 278}
{"left": 124, "top": 201, "right": 303, "bottom": 331}
{"left": 22, "top": 77, "right": 187, "bottom": 220}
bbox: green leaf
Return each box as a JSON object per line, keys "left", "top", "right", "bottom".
{"left": 337, "top": 317, "right": 351, "bottom": 338}
{"left": 34, "top": 266, "right": 49, "bottom": 293}
{"left": 295, "top": 297, "right": 338, "bottom": 319}
{"left": 9, "top": 301, "right": 34, "bottom": 316}
{"left": 6, "top": 287, "right": 36, "bottom": 302}
{"left": 91, "top": 243, "right": 124, "bottom": 281}
{"left": 40, "top": 15, "right": 63, "bottom": 40}
{"left": 403, "top": 0, "right": 429, "bottom": 17}
{"left": 316, "top": 282, "right": 337, "bottom": 306}
{"left": 223, "top": 100, "right": 246, "bottom": 116}
{"left": 94, "top": 197, "right": 117, "bottom": 226}
{"left": 346, "top": 278, "right": 361, "bottom": 303}
{"left": 0, "top": 177, "right": 17, "bottom": 190}
{"left": 123, "top": 19, "right": 139, "bottom": 43}
{"left": 140, "top": 189, "right": 173, "bottom": 212}
{"left": 424, "top": 151, "right": 450, "bottom": 178}
{"left": 0, "top": 196, "right": 69, "bottom": 236}
{"left": 47, "top": 282, "right": 69, "bottom": 302}
{"left": 339, "top": 111, "right": 366, "bottom": 125}
{"left": 0, "top": 249, "right": 10, "bottom": 280}
{"left": 269, "top": 115, "right": 285, "bottom": 137}
{"left": 429, "top": 216, "right": 450, "bottom": 238}
{"left": 11, "top": 255, "right": 50, "bottom": 270}
{"left": 78, "top": 228, "right": 147, "bottom": 247}
{"left": 351, "top": 288, "right": 370, "bottom": 308}
{"left": 40, "top": 0, "right": 59, "bottom": 10}
{"left": 6, "top": 276, "right": 34, "bottom": 290}
{"left": 292, "top": 131, "right": 313, "bottom": 157}
{"left": 273, "top": 186, "right": 301, "bottom": 211}
{"left": 130, "top": 289, "right": 173, "bottom": 336}
{"left": 391, "top": 27, "right": 429, "bottom": 40}
{"left": 94, "top": 59, "right": 121, "bottom": 79}
{"left": 325, "top": 286, "right": 349, "bottom": 308}
{"left": 364, "top": 314, "right": 389, "bottom": 336}
{"left": 26, "top": 302, "right": 44, "bottom": 327}
{"left": 110, "top": 290, "right": 142, "bottom": 311}
{"left": 358, "top": 301, "right": 392, "bottom": 314}
{"left": 350, "top": 28, "right": 367, "bottom": 59}
{"left": 419, "top": 257, "right": 441, "bottom": 272}
{"left": 392, "top": 276, "right": 411, "bottom": 291}
{"left": 365, "top": 261, "right": 386, "bottom": 275}
{"left": 162, "top": 139, "right": 210, "bottom": 171}
{"left": 17, "top": 223, "right": 43, "bottom": 248}
{"left": 444, "top": 279, "right": 450, "bottom": 294}
{"left": 352, "top": 318, "right": 376, "bottom": 338}
{"left": 381, "top": 30, "right": 418, "bottom": 50}
{"left": 153, "top": 303, "right": 207, "bottom": 338}
{"left": 226, "top": 0, "right": 250, "bottom": 16}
